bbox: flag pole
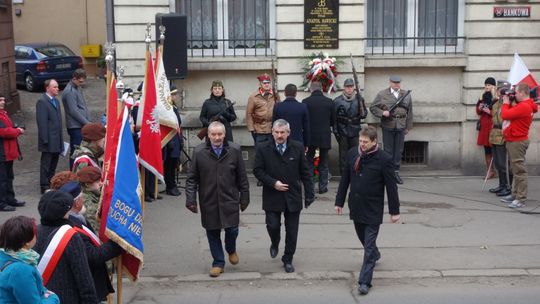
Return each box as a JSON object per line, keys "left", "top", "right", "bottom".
{"left": 114, "top": 62, "right": 126, "bottom": 304}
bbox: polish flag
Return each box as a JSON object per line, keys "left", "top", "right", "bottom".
{"left": 508, "top": 53, "right": 538, "bottom": 88}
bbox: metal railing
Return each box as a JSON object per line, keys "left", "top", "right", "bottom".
{"left": 186, "top": 38, "right": 276, "bottom": 57}
{"left": 365, "top": 36, "right": 465, "bottom": 55}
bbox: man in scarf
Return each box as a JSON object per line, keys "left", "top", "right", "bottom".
{"left": 334, "top": 125, "right": 400, "bottom": 296}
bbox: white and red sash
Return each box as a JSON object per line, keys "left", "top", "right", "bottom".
{"left": 72, "top": 155, "right": 99, "bottom": 171}
{"left": 37, "top": 225, "right": 77, "bottom": 285}
{"left": 37, "top": 224, "right": 101, "bottom": 285}
{"left": 73, "top": 225, "right": 101, "bottom": 247}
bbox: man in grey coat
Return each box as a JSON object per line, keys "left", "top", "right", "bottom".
{"left": 369, "top": 75, "right": 413, "bottom": 184}
{"left": 36, "top": 79, "right": 64, "bottom": 194}
{"left": 61, "top": 69, "right": 90, "bottom": 167}
{"left": 186, "top": 121, "right": 249, "bottom": 278}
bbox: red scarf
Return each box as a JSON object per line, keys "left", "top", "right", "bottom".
{"left": 353, "top": 144, "right": 379, "bottom": 174}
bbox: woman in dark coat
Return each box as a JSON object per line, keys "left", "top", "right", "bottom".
{"left": 476, "top": 77, "right": 497, "bottom": 179}
{"left": 199, "top": 80, "right": 237, "bottom": 142}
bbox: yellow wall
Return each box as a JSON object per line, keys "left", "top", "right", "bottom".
{"left": 12, "top": 0, "right": 106, "bottom": 77}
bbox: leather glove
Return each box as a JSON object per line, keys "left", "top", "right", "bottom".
{"left": 240, "top": 202, "right": 248, "bottom": 212}
{"left": 186, "top": 203, "right": 198, "bottom": 213}
{"left": 304, "top": 198, "right": 315, "bottom": 209}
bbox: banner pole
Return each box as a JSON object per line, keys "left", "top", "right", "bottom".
{"left": 116, "top": 255, "right": 123, "bottom": 304}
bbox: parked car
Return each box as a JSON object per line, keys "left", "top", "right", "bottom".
{"left": 15, "top": 43, "right": 83, "bottom": 92}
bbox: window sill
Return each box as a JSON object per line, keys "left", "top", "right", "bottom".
{"left": 365, "top": 54, "right": 467, "bottom": 68}
{"left": 188, "top": 57, "right": 272, "bottom": 71}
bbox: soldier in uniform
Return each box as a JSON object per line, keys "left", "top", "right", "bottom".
{"left": 369, "top": 75, "right": 413, "bottom": 184}
{"left": 333, "top": 78, "right": 364, "bottom": 175}
{"left": 246, "top": 74, "right": 278, "bottom": 148}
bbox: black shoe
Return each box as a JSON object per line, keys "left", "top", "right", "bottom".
{"left": 358, "top": 284, "right": 370, "bottom": 295}
{"left": 270, "top": 245, "right": 278, "bottom": 259}
{"left": 496, "top": 188, "right": 511, "bottom": 197}
{"left": 394, "top": 172, "right": 403, "bottom": 185}
{"left": 375, "top": 251, "right": 381, "bottom": 262}
{"left": 166, "top": 188, "right": 181, "bottom": 196}
{"left": 489, "top": 185, "right": 504, "bottom": 193}
{"left": 144, "top": 196, "right": 154, "bottom": 202}
{"left": 318, "top": 188, "right": 328, "bottom": 194}
{"left": 283, "top": 263, "right": 295, "bottom": 273}
{"left": 0, "top": 205, "right": 16, "bottom": 212}
{"left": 7, "top": 200, "right": 25, "bottom": 207}
{"left": 156, "top": 195, "right": 163, "bottom": 200}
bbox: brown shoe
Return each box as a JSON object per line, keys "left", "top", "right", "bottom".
{"left": 209, "top": 267, "right": 223, "bottom": 277}
{"left": 228, "top": 252, "right": 239, "bottom": 265}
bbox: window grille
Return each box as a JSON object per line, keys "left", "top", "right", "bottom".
{"left": 402, "top": 141, "right": 427, "bottom": 164}
{"left": 366, "top": 0, "right": 465, "bottom": 55}
{"left": 177, "top": 0, "right": 275, "bottom": 57}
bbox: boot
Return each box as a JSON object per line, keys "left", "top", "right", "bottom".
{"left": 485, "top": 154, "right": 496, "bottom": 179}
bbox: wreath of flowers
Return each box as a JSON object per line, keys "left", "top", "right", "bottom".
{"left": 301, "top": 52, "right": 340, "bottom": 94}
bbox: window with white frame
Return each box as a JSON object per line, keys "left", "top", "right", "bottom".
{"left": 177, "top": 0, "right": 275, "bottom": 56}
{"left": 366, "top": 0, "right": 464, "bottom": 54}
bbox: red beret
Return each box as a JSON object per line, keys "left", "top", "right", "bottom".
{"left": 77, "top": 166, "right": 101, "bottom": 183}
{"left": 82, "top": 123, "right": 106, "bottom": 141}
{"left": 257, "top": 73, "right": 271, "bottom": 82}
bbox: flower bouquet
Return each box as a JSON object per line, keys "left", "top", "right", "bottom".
{"left": 301, "top": 52, "right": 340, "bottom": 94}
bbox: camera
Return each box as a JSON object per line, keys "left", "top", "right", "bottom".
{"left": 499, "top": 88, "right": 516, "bottom": 102}
{"left": 13, "top": 123, "right": 25, "bottom": 130}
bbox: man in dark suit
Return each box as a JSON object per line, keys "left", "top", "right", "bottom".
{"left": 302, "top": 81, "right": 335, "bottom": 194}
{"left": 36, "top": 79, "right": 64, "bottom": 194}
{"left": 253, "top": 119, "right": 314, "bottom": 273}
{"left": 272, "top": 83, "right": 310, "bottom": 147}
{"left": 335, "top": 125, "right": 400, "bottom": 295}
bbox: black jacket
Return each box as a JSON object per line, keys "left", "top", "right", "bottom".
{"left": 335, "top": 148, "right": 400, "bottom": 224}
{"left": 253, "top": 138, "right": 314, "bottom": 212}
{"left": 199, "top": 96, "right": 237, "bottom": 142}
{"left": 302, "top": 90, "right": 334, "bottom": 148}
{"left": 34, "top": 221, "right": 98, "bottom": 304}
{"left": 272, "top": 97, "right": 310, "bottom": 145}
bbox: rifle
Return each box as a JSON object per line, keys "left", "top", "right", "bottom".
{"left": 349, "top": 54, "right": 367, "bottom": 119}
{"left": 196, "top": 101, "right": 236, "bottom": 140}
{"left": 271, "top": 50, "right": 281, "bottom": 102}
{"left": 386, "top": 90, "right": 412, "bottom": 113}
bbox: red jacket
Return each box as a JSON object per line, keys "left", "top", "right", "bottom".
{"left": 501, "top": 98, "right": 538, "bottom": 142}
{"left": 0, "top": 109, "right": 22, "bottom": 161}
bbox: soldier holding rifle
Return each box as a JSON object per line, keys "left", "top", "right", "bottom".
{"left": 333, "top": 77, "right": 367, "bottom": 175}
{"left": 199, "top": 80, "right": 237, "bottom": 143}
{"left": 369, "top": 75, "right": 413, "bottom": 184}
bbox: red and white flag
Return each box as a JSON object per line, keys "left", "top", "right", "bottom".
{"left": 139, "top": 49, "right": 164, "bottom": 181}
{"left": 99, "top": 76, "right": 123, "bottom": 241}
{"left": 155, "top": 45, "right": 180, "bottom": 146}
{"left": 508, "top": 53, "right": 538, "bottom": 88}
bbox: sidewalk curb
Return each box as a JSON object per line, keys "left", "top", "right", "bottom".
{"left": 124, "top": 268, "right": 540, "bottom": 284}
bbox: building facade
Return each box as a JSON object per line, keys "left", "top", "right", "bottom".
{"left": 0, "top": 0, "right": 19, "bottom": 112}
{"left": 111, "top": 0, "right": 540, "bottom": 175}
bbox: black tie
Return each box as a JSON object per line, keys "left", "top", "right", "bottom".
{"left": 278, "top": 144, "right": 284, "bottom": 155}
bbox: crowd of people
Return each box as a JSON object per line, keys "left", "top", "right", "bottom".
{"left": 0, "top": 67, "right": 537, "bottom": 300}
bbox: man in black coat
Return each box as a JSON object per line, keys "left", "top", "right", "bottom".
{"left": 302, "top": 81, "right": 335, "bottom": 194}
{"left": 36, "top": 79, "right": 64, "bottom": 194}
{"left": 186, "top": 121, "right": 249, "bottom": 277}
{"left": 335, "top": 125, "right": 400, "bottom": 295}
{"left": 253, "top": 119, "right": 315, "bottom": 273}
{"left": 272, "top": 83, "right": 310, "bottom": 146}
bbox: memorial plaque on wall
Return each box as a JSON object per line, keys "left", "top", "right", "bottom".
{"left": 304, "top": 0, "right": 339, "bottom": 49}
